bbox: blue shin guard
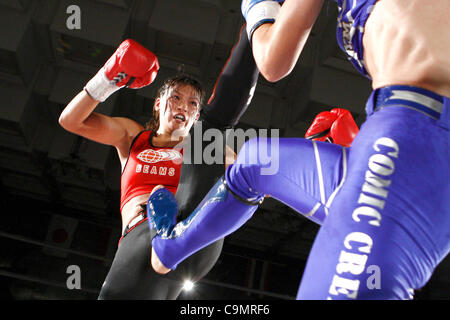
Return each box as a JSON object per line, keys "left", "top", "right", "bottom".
{"left": 151, "top": 176, "right": 262, "bottom": 270}
{"left": 147, "top": 188, "right": 178, "bottom": 238}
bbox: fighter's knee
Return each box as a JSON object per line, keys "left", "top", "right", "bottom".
{"left": 235, "top": 137, "right": 268, "bottom": 166}
{"left": 240, "top": 136, "right": 260, "bottom": 155}
{"left": 98, "top": 283, "right": 118, "bottom": 300}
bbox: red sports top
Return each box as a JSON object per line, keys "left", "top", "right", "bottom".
{"left": 120, "top": 130, "right": 183, "bottom": 212}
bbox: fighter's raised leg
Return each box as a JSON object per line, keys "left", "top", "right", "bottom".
{"left": 149, "top": 136, "right": 349, "bottom": 271}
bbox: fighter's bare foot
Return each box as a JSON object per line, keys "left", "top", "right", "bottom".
{"left": 151, "top": 248, "right": 171, "bottom": 274}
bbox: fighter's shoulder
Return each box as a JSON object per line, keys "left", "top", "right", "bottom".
{"left": 113, "top": 117, "right": 145, "bottom": 153}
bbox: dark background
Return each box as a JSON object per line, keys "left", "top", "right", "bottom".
{"left": 0, "top": 0, "right": 448, "bottom": 300}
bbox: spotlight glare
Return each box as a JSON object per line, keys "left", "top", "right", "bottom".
{"left": 183, "top": 280, "right": 194, "bottom": 291}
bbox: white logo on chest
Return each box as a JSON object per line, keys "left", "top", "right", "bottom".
{"left": 136, "top": 149, "right": 182, "bottom": 164}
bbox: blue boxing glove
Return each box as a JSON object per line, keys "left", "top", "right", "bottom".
{"left": 241, "top": 0, "right": 284, "bottom": 41}
{"left": 147, "top": 188, "right": 178, "bottom": 238}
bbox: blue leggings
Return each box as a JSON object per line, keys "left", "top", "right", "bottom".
{"left": 297, "top": 90, "right": 450, "bottom": 300}
{"left": 228, "top": 104, "right": 448, "bottom": 300}
{"left": 153, "top": 86, "right": 449, "bottom": 299}
{"left": 225, "top": 137, "right": 347, "bottom": 226}
{"left": 152, "top": 138, "right": 346, "bottom": 268}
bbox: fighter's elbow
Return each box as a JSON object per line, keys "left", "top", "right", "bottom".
{"left": 58, "top": 111, "right": 79, "bottom": 133}
{"left": 259, "top": 68, "right": 286, "bottom": 83}
{"left": 256, "top": 56, "right": 293, "bottom": 83}
{"left": 259, "top": 66, "right": 290, "bottom": 83}
{"left": 58, "top": 112, "right": 70, "bottom": 130}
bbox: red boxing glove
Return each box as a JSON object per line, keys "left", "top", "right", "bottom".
{"left": 104, "top": 39, "right": 159, "bottom": 88}
{"left": 85, "top": 39, "right": 159, "bottom": 102}
{"left": 305, "top": 108, "right": 359, "bottom": 147}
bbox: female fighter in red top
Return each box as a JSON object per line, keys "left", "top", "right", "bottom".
{"left": 59, "top": 24, "right": 259, "bottom": 299}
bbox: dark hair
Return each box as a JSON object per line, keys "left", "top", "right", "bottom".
{"left": 145, "top": 74, "right": 205, "bottom": 132}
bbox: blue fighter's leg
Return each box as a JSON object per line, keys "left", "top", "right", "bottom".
{"left": 150, "top": 137, "right": 347, "bottom": 270}
{"left": 297, "top": 87, "right": 450, "bottom": 300}
{"left": 229, "top": 136, "right": 348, "bottom": 225}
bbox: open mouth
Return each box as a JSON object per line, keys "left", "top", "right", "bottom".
{"left": 174, "top": 114, "right": 186, "bottom": 122}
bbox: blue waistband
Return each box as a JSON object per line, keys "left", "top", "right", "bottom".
{"left": 366, "top": 85, "right": 445, "bottom": 120}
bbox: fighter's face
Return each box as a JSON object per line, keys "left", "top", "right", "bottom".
{"left": 155, "top": 84, "right": 200, "bottom": 137}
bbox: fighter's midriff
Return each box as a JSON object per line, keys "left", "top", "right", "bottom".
{"left": 363, "top": 0, "right": 450, "bottom": 97}
{"left": 120, "top": 193, "right": 153, "bottom": 234}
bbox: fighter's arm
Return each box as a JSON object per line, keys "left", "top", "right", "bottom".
{"left": 59, "top": 39, "right": 159, "bottom": 157}
{"left": 59, "top": 91, "right": 142, "bottom": 156}
{"left": 246, "top": 0, "right": 324, "bottom": 82}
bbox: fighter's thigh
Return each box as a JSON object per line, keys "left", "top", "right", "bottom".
{"left": 231, "top": 137, "right": 345, "bottom": 221}
{"left": 99, "top": 223, "right": 180, "bottom": 299}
